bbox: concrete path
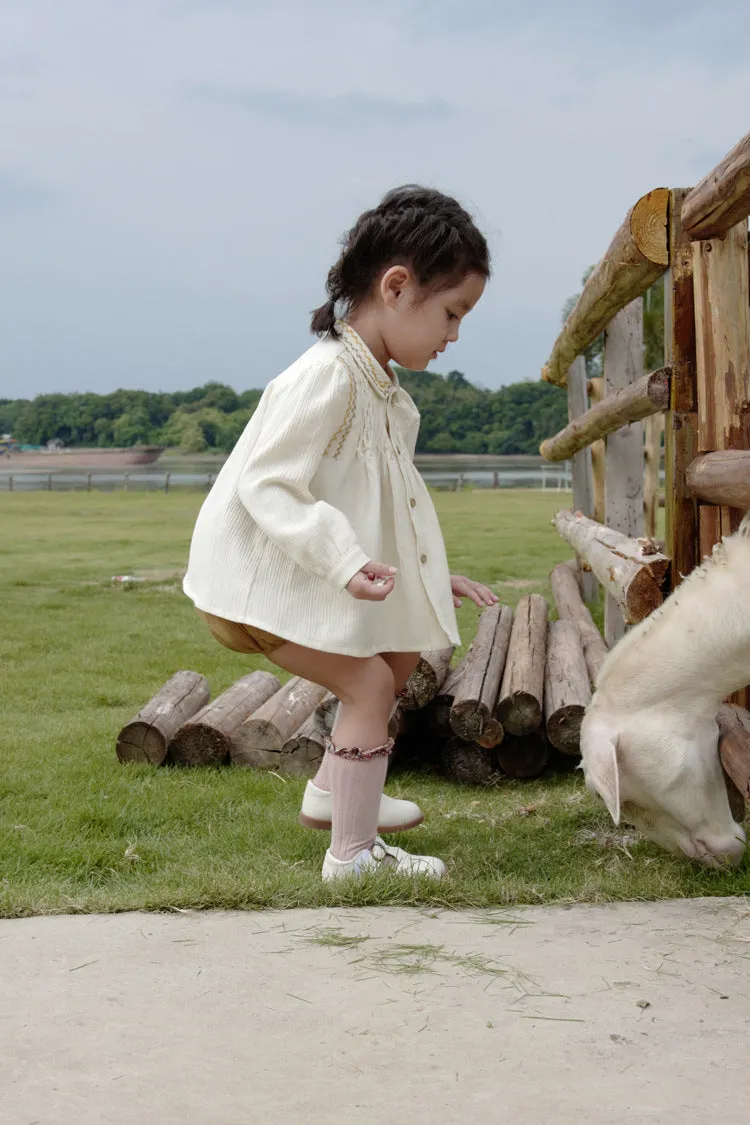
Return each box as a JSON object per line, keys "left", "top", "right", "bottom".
{"left": 3, "top": 897, "right": 750, "bottom": 1124}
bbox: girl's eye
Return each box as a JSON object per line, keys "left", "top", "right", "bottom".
{"left": 447, "top": 311, "right": 458, "bottom": 321}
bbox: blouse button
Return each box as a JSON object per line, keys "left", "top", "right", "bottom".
{"left": 410, "top": 498, "right": 416, "bottom": 508}
{"left": 420, "top": 553, "right": 427, "bottom": 564}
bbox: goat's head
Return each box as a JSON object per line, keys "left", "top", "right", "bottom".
{"left": 580, "top": 708, "right": 746, "bottom": 867}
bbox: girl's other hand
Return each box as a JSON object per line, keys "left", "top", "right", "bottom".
{"left": 346, "top": 561, "right": 398, "bottom": 601}
{"left": 450, "top": 574, "right": 499, "bottom": 609}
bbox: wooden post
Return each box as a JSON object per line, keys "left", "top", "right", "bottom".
{"left": 643, "top": 413, "right": 663, "bottom": 537}
{"left": 164, "top": 472, "right": 171, "bottom": 494}
{"left": 47, "top": 472, "right": 52, "bottom": 491}
{"left": 550, "top": 562, "right": 609, "bottom": 687}
{"left": 664, "top": 187, "right": 699, "bottom": 589}
{"left": 8, "top": 475, "right": 12, "bottom": 493}
{"left": 603, "top": 297, "right": 645, "bottom": 646}
{"left": 589, "top": 377, "right": 606, "bottom": 522}
{"left": 692, "top": 216, "right": 750, "bottom": 707}
{"left": 124, "top": 474, "right": 129, "bottom": 492}
{"left": 566, "top": 355, "right": 597, "bottom": 603}
{"left": 87, "top": 472, "right": 92, "bottom": 493}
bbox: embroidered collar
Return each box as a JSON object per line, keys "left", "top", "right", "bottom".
{"left": 337, "top": 321, "right": 398, "bottom": 399}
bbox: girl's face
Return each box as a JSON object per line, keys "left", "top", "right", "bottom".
{"left": 380, "top": 268, "right": 486, "bottom": 372}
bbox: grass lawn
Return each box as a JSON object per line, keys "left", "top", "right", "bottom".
{"left": 1, "top": 488, "right": 748, "bottom": 917}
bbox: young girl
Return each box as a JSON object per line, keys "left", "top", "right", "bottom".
{"left": 183, "top": 185, "right": 497, "bottom": 881}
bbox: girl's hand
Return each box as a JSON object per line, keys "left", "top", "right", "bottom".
{"left": 450, "top": 574, "right": 499, "bottom": 609}
{"left": 346, "top": 561, "right": 398, "bottom": 601}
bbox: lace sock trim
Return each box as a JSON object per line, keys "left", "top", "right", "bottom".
{"left": 325, "top": 736, "right": 395, "bottom": 761}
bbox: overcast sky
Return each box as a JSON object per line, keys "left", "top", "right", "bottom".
{"left": 2, "top": 0, "right": 749, "bottom": 400}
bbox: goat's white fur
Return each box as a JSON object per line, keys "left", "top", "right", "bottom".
{"left": 580, "top": 513, "right": 750, "bottom": 866}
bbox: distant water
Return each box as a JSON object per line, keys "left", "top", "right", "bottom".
{"left": 0, "top": 455, "right": 573, "bottom": 493}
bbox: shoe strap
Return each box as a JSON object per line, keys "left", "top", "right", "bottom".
{"left": 371, "top": 841, "right": 398, "bottom": 868}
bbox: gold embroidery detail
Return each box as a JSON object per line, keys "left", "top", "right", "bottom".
{"left": 324, "top": 364, "right": 357, "bottom": 460}
{"left": 338, "top": 322, "right": 395, "bottom": 395}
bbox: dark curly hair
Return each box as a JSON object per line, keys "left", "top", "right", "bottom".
{"left": 311, "top": 185, "right": 491, "bottom": 337}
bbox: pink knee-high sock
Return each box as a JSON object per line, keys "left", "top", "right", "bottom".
{"left": 327, "top": 738, "right": 393, "bottom": 862}
{"left": 312, "top": 700, "right": 399, "bottom": 794}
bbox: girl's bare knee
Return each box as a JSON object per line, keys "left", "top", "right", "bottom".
{"left": 338, "top": 657, "right": 395, "bottom": 710}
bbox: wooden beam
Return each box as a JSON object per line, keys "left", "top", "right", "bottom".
{"left": 541, "top": 189, "right": 669, "bottom": 387}
{"left": 682, "top": 130, "right": 750, "bottom": 240}
{"left": 540, "top": 366, "right": 670, "bottom": 463}
{"left": 552, "top": 509, "right": 666, "bottom": 624}
{"left": 686, "top": 450, "right": 750, "bottom": 509}
{"left": 664, "top": 187, "right": 699, "bottom": 589}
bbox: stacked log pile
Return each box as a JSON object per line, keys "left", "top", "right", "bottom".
{"left": 116, "top": 566, "right": 604, "bottom": 785}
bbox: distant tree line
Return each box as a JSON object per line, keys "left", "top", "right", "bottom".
{"left": 0, "top": 273, "right": 664, "bottom": 457}
{"left": 0, "top": 372, "right": 568, "bottom": 457}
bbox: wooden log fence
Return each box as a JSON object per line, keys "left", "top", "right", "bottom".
{"left": 540, "top": 367, "right": 670, "bottom": 463}
{"left": 552, "top": 510, "right": 668, "bottom": 624}
{"left": 535, "top": 125, "right": 750, "bottom": 790}
{"left": 542, "top": 189, "right": 669, "bottom": 388}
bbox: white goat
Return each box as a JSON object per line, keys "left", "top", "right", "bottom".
{"left": 580, "top": 513, "right": 750, "bottom": 866}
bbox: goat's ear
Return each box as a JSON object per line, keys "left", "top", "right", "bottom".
{"left": 739, "top": 511, "right": 750, "bottom": 539}
{"left": 580, "top": 720, "right": 621, "bottom": 825}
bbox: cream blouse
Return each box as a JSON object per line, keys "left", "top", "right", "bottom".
{"left": 183, "top": 323, "right": 459, "bottom": 657}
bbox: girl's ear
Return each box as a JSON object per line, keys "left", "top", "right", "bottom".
{"left": 380, "top": 265, "right": 411, "bottom": 308}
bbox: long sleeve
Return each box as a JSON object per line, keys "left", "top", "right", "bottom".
{"left": 237, "top": 360, "right": 370, "bottom": 589}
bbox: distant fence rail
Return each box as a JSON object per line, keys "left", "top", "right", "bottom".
{"left": 0, "top": 471, "right": 216, "bottom": 493}
{"left": 0, "top": 466, "right": 574, "bottom": 494}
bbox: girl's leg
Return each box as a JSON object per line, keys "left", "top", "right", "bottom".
{"left": 313, "top": 651, "right": 420, "bottom": 791}
{"left": 270, "top": 641, "right": 395, "bottom": 860}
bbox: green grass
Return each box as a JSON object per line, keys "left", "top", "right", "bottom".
{"left": 1, "top": 488, "right": 748, "bottom": 918}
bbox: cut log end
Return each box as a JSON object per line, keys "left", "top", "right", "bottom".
{"left": 624, "top": 568, "right": 663, "bottom": 624}
{"left": 631, "top": 187, "right": 670, "bottom": 265}
{"left": 116, "top": 723, "right": 166, "bottom": 766}
{"left": 495, "top": 733, "right": 549, "bottom": 779}
{"left": 441, "top": 738, "right": 497, "bottom": 786}
{"left": 169, "top": 727, "right": 230, "bottom": 768}
{"left": 495, "top": 692, "right": 542, "bottom": 738}
{"left": 546, "top": 705, "right": 586, "bottom": 757}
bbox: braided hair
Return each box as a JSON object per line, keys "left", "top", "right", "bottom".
{"left": 311, "top": 186, "right": 490, "bottom": 337}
